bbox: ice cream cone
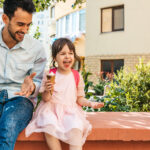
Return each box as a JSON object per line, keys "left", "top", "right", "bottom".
{"left": 47, "top": 72, "right": 55, "bottom": 95}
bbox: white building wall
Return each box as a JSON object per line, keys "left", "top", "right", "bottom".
{"left": 29, "top": 9, "right": 51, "bottom": 57}
{"left": 0, "top": 8, "right": 4, "bottom": 30}
{"left": 55, "top": 0, "right": 86, "bottom": 20}
{"left": 86, "top": 0, "right": 150, "bottom": 56}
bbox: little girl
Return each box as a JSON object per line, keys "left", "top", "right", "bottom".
{"left": 26, "top": 38, "right": 104, "bottom": 150}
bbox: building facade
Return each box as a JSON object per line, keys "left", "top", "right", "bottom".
{"left": 0, "top": 8, "right": 4, "bottom": 30}
{"left": 29, "top": 9, "right": 51, "bottom": 57}
{"left": 49, "top": 0, "right": 86, "bottom": 70}
{"left": 86, "top": 0, "right": 150, "bottom": 83}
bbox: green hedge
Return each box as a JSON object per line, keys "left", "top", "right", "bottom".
{"left": 100, "top": 59, "right": 150, "bottom": 112}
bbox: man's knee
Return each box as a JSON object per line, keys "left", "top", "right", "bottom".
{"left": 0, "top": 97, "right": 34, "bottom": 149}
{"left": 0, "top": 97, "right": 34, "bottom": 133}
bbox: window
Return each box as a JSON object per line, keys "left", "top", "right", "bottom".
{"left": 101, "top": 5, "right": 124, "bottom": 33}
{"left": 38, "top": 14, "right": 44, "bottom": 19}
{"left": 72, "top": 12, "right": 77, "bottom": 32}
{"left": 51, "top": 6, "right": 55, "bottom": 19}
{"left": 79, "top": 9, "right": 86, "bottom": 32}
{"left": 101, "top": 59, "right": 124, "bottom": 78}
{"left": 41, "top": 20, "right": 44, "bottom": 25}
{"left": 56, "top": 9, "right": 86, "bottom": 38}
{"left": 65, "top": 15, "right": 70, "bottom": 34}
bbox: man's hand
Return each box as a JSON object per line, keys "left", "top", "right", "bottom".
{"left": 15, "top": 72, "right": 36, "bottom": 98}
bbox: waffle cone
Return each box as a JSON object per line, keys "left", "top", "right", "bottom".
{"left": 46, "top": 74, "right": 55, "bottom": 95}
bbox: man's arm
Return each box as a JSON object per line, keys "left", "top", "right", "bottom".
{"left": 15, "top": 43, "right": 47, "bottom": 98}
{"left": 30, "top": 52, "right": 47, "bottom": 98}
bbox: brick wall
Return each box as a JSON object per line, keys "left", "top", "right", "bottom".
{"left": 85, "top": 54, "right": 150, "bottom": 84}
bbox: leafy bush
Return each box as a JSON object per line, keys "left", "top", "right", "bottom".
{"left": 102, "top": 59, "right": 150, "bottom": 112}
{"left": 81, "top": 65, "right": 93, "bottom": 98}
{"left": 82, "top": 70, "right": 113, "bottom": 112}
{"left": 93, "top": 72, "right": 113, "bottom": 95}
{"left": 33, "top": 26, "right": 41, "bottom": 39}
{"left": 93, "top": 79, "right": 105, "bottom": 95}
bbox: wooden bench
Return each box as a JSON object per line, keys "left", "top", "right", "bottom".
{"left": 15, "top": 112, "right": 150, "bottom": 150}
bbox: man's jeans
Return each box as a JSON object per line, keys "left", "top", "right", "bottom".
{"left": 0, "top": 90, "right": 34, "bottom": 150}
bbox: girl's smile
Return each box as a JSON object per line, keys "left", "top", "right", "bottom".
{"left": 63, "top": 60, "right": 72, "bottom": 68}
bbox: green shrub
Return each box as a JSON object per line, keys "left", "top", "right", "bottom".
{"left": 81, "top": 65, "right": 93, "bottom": 99}
{"left": 93, "top": 72, "right": 113, "bottom": 96}
{"left": 102, "top": 59, "right": 150, "bottom": 112}
{"left": 93, "top": 79, "right": 105, "bottom": 95}
{"left": 33, "top": 26, "right": 41, "bottom": 39}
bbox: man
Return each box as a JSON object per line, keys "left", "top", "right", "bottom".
{"left": 0, "top": 0, "right": 47, "bottom": 149}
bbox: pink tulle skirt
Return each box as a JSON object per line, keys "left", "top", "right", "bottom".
{"left": 25, "top": 100, "right": 92, "bottom": 146}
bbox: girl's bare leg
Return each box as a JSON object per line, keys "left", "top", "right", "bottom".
{"left": 69, "top": 129, "right": 83, "bottom": 150}
{"left": 69, "top": 145, "right": 82, "bottom": 150}
{"left": 45, "top": 133, "right": 62, "bottom": 150}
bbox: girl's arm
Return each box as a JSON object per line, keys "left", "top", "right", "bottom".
{"left": 42, "top": 91, "right": 51, "bottom": 102}
{"left": 77, "top": 96, "right": 104, "bottom": 109}
{"left": 77, "top": 74, "right": 104, "bottom": 109}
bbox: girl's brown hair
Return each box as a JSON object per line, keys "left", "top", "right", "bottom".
{"left": 51, "top": 38, "right": 80, "bottom": 68}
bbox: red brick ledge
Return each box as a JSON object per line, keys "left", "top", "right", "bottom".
{"left": 17, "top": 112, "right": 150, "bottom": 142}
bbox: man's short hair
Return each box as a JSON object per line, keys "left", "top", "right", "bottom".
{"left": 3, "top": 0, "right": 36, "bottom": 19}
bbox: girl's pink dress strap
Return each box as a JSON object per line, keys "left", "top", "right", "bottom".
{"left": 71, "top": 69, "right": 80, "bottom": 88}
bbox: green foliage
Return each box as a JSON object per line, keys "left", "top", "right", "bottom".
{"left": 0, "top": 0, "right": 4, "bottom": 8}
{"left": 93, "top": 79, "right": 105, "bottom": 95}
{"left": 81, "top": 65, "right": 93, "bottom": 99}
{"left": 0, "top": 0, "right": 86, "bottom": 11}
{"left": 33, "top": 26, "right": 41, "bottom": 39}
{"left": 93, "top": 72, "right": 113, "bottom": 96}
{"left": 102, "top": 59, "right": 150, "bottom": 112}
{"left": 71, "top": 0, "right": 86, "bottom": 9}
{"left": 33, "top": 0, "right": 52, "bottom": 11}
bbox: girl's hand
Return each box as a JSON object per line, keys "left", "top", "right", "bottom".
{"left": 90, "top": 102, "right": 104, "bottom": 109}
{"left": 45, "top": 80, "right": 55, "bottom": 93}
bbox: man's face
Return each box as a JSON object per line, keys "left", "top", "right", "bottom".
{"left": 6, "top": 8, "right": 32, "bottom": 42}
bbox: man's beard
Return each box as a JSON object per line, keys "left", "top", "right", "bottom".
{"left": 8, "top": 23, "right": 20, "bottom": 43}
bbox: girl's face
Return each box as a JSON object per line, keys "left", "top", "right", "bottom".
{"left": 55, "top": 44, "right": 75, "bottom": 73}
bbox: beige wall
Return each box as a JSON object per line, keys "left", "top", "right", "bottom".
{"left": 86, "top": 0, "right": 150, "bottom": 56}
{"left": 74, "top": 34, "right": 85, "bottom": 57}
{"left": 55, "top": 0, "right": 86, "bottom": 19}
